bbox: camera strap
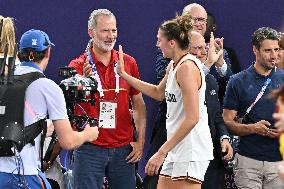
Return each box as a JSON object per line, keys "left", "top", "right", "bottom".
{"left": 87, "top": 50, "right": 120, "bottom": 98}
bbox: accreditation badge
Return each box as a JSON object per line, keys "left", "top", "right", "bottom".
{"left": 99, "top": 100, "right": 117, "bottom": 128}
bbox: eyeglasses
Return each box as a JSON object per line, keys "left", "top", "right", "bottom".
{"left": 190, "top": 45, "right": 208, "bottom": 52}
{"left": 193, "top": 17, "right": 207, "bottom": 24}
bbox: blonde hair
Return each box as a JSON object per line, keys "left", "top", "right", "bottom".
{"left": 0, "top": 16, "right": 16, "bottom": 56}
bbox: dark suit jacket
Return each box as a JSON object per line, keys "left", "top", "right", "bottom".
{"left": 205, "top": 74, "right": 230, "bottom": 163}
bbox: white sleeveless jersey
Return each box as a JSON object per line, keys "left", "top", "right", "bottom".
{"left": 165, "top": 54, "right": 213, "bottom": 162}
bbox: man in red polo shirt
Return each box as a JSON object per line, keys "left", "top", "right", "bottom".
{"left": 68, "top": 9, "right": 146, "bottom": 189}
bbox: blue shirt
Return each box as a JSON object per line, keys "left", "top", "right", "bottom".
{"left": 224, "top": 65, "right": 284, "bottom": 161}
{"left": 0, "top": 64, "right": 68, "bottom": 175}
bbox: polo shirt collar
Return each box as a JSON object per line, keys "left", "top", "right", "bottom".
{"left": 249, "top": 64, "right": 276, "bottom": 79}
{"left": 89, "top": 48, "right": 118, "bottom": 66}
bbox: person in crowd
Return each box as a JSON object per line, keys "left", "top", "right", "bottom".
{"left": 223, "top": 27, "right": 284, "bottom": 189}
{"left": 0, "top": 16, "right": 20, "bottom": 75}
{"left": 43, "top": 120, "right": 65, "bottom": 189}
{"left": 183, "top": 3, "right": 233, "bottom": 103}
{"left": 143, "top": 3, "right": 233, "bottom": 189}
{"left": 68, "top": 9, "right": 146, "bottom": 189}
{"left": 143, "top": 31, "right": 233, "bottom": 189}
{"left": 189, "top": 31, "right": 233, "bottom": 189}
{"left": 0, "top": 29, "right": 99, "bottom": 188}
{"left": 117, "top": 13, "right": 213, "bottom": 189}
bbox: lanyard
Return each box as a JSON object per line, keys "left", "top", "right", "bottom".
{"left": 246, "top": 77, "right": 271, "bottom": 114}
{"left": 86, "top": 50, "right": 120, "bottom": 98}
{"left": 20, "top": 61, "right": 43, "bottom": 73}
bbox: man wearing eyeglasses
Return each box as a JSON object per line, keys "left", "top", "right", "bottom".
{"left": 189, "top": 30, "right": 233, "bottom": 189}
{"left": 182, "top": 3, "right": 232, "bottom": 103}
{"left": 143, "top": 4, "right": 233, "bottom": 188}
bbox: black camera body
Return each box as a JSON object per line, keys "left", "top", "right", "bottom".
{"left": 59, "top": 67, "right": 98, "bottom": 130}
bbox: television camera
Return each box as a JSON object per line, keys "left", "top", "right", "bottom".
{"left": 59, "top": 67, "right": 98, "bottom": 130}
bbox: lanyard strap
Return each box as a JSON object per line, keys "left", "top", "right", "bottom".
{"left": 86, "top": 50, "right": 120, "bottom": 97}
{"left": 246, "top": 78, "right": 271, "bottom": 114}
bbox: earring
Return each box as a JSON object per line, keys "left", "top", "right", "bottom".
{"left": 29, "top": 53, "right": 34, "bottom": 61}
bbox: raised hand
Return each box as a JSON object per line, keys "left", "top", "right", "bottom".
{"left": 205, "top": 32, "right": 223, "bottom": 69}
{"left": 215, "top": 37, "right": 225, "bottom": 67}
{"left": 83, "top": 56, "right": 93, "bottom": 77}
{"left": 117, "top": 45, "right": 126, "bottom": 77}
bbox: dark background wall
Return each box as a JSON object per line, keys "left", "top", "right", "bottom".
{"left": 1, "top": 0, "right": 284, "bottom": 177}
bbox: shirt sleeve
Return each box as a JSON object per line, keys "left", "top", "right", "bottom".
{"left": 223, "top": 76, "right": 240, "bottom": 111}
{"left": 68, "top": 53, "right": 86, "bottom": 75}
{"left": 215, "top": 61, "right": 228, "bottom": 77}
{"left": 41, "top": 79, "right": 68, "bottom": 120}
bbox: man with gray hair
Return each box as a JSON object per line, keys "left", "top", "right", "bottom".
{"left": 223, "top": 27, "right": 284, "bottom": 188}
{"left": 69, "top": 9, "right": 146, "bottom": 189}
{"left": 182, "top": 3, "right": 232, "bottom": 103}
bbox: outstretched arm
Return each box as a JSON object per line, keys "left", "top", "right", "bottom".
{"left": 117, "top": 45, "right": 167, "bottom": 101}
{"left": 54, "top": 119, "right": 99, "bottom": 150}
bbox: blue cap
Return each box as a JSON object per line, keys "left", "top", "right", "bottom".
{"left": 19, "top": 29, "right": 55, "bottom": 52}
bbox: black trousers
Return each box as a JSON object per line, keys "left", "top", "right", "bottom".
{"left": 202, "top": 159, "right": 226, "bottom": 189}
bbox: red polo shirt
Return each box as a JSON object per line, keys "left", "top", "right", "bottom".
{"left": 69, "top": 49, "right": 141, "bottom": 148}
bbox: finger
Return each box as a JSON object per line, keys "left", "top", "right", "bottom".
{"left": 214, "top": 41, "right": 220, "bottom": 51}
{"left": 127, "top": 156, "right": 138, "bottom": 163}
{"left": 127, "top": 149, "right": 142, "bottom": 162}
{"left": 223, "top": 153, "right": 231, "bottom": 161}
{"left": 145, "top": 164, "right": 155, "bottom": 176}
{"left": 220, "top": 142, "right": 226, "bottom": 152}
{"left": 145, "top": 162, "right": 150, "bottom": 174}
{"left": 266, "top": 131, "right": 276, "bottom": 138}
{"left": 119, "top": 45, "right": 124, "bottom": 62}
{"left": 269, "top": 128, "right": 278, "bottom": 132}
{"left": 126, "top": 151, "right": 135, "bottom": 160}
{"left": 224, "top": 150, "right": 234, "bottom": 161}
{"left": 268, "top": 129, "right": 279, "bottom": 137}
{"left": 260, "top": 120, "right": 271, "bottom": 126}
{"left": 210, "top": 32, "right": 215, "bottom": 48}
{"left": 220, "top": 37, "right": 224, "bottom": 49}
{"left": 217, "top": 49, "right": 223, "bottom": 58}
{"left": 155, "top": 165, "right": 160, "bottom": 175}
{"left": 149, "top": 165, "right": 156, "bottom": 176}
{"left": 128, "top": 151, "right": 142, "bottom": 163}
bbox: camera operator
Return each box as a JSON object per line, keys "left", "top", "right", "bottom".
{"left": 68, "top": 9, "right": 146, "bottom": 189}
{"left": 0, "top": 29, "right": 99, "bottom": 189}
